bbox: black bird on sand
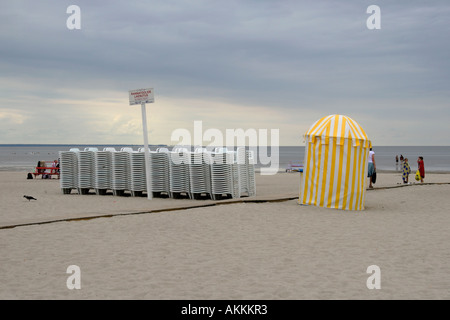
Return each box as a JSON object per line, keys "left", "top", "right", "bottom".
{"left": 24, "top": 195, "right": 37, "bottom": 201}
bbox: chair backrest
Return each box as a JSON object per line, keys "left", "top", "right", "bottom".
{"left": 214, "top": 147, "right": 228, "bottom": 153}
{"left": 194, "top": 147, "right": 207, "bottom": 153}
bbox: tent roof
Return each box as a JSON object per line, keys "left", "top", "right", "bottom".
{"left": 305, "top": 114, "right": 371, "bottom": 146}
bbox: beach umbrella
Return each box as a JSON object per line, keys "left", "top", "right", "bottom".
{"left": 299, "top": 114, "right": 372, "bottom": 210}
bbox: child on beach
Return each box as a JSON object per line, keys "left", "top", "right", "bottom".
{"left": 402, "top": 158, "right": 411, "bottom": 183}
{"left": 417, "top": 156, "right": 425, "bottom": 183}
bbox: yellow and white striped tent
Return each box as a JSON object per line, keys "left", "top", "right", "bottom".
{"left": 299, "top": 115, "right": 372, "bottom": 211}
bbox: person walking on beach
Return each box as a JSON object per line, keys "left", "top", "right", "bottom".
{"left": 417, "top": 156, "right": 425, "bottom": 183}
{"left": 368, "top": 148, "right": 376, "bottom": 188}
{"left": 402, "top": 158, "right": 411, "bottom": 183}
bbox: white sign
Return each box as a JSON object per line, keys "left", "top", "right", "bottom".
{"left": 129, "top": 88, "right": 154, "bottom": 105}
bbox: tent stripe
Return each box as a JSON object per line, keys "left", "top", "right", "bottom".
{"left": 342, "top": 137, "right": 352, "bottom": 210}
{"left": 320, "top": 125, "right": 331, "bottom": 206}
{"left": 306, "top": 138, "right": 315, "bottom": 205}
{"left": 314, "top": 140, "right": 322, "bottom": 206}
{"left": 348, "top": 117, "right": 368, "bottom": 141}
{"left": 308, "top": 138, "right": 315, "bottom": 205}
{"left": 327, "top": 138, "right": 337, "bottom": 208}
{"left": 335, "top": 117, "right": 347, "bottom": 209}
{"left": 356, "top": 142, "right": 362, "bottom": 210}
{"left": 306, "top": 118, "right": 324, "bottom": 136}
{"left": 326, "top": 116, "right": 339, "bottom": 207}
{"left": 308, "top": 140, "right": 315, "bottom": 206}
{"left": 307, "top": 115, "right": 334, "bottom": 137}
{"left": 316, "top": 124, "right": 328, "bottom": 142}
{"left": 305, "top": 114, "right": 369, "bottom": 143}
{"left": 347, "top": 121, "right": 361, "bottom": 146}
{"left": 335, "top": 141, "right": 347, "bottom": 209}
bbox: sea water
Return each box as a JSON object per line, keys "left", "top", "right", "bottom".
{"left": 0, "top": 144, "right": 449, "bottom": 173}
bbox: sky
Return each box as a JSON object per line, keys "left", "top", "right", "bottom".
{"left": 1, "top": 0, "right": 449, "bottom": 146}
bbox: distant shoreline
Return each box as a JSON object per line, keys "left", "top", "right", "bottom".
{"left": 1, "top": 144, "right": 450, "bottom": 147}
{"left": 2, "top": 145, "right": 450, "bottom": 173}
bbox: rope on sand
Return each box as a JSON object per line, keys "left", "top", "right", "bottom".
{"left": 0, "top": 196, "right": 298, "bottom": 230}
{"left": 367, "top": 182, "right": 450, "bottom": 191}
{"left": 2, "top": 182, "right": 449, "bottom": 230}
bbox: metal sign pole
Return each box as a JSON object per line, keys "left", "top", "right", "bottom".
{"left": 141, "top": 102, "right": 152, "bottom": 199}
{"left": 129, "top": 87, "right": 154, "bottom": 200}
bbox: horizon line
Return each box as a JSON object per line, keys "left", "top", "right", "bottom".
{"left": 1, "top": 144, "right": 450, "bottom": 148}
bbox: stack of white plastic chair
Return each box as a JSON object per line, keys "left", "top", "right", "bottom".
{"left": 59, "top": 145, "right": 256, "bottom": 200}
{"left": 169, "top": 147, "right": 192, "bottom": 199}
{"left": 123, "top": 147, "right": 136, "bottom": 194}
{"left": 148, "top": 148, "right": 170, "bottom": 197}
{"left": 246, "top": 150, "right": 256, "bottom": 197}
{"left": 231, "top": 151, "right": 240, "bottom": 198}
{"left": 213, "top": 147, "right": 228, "bottom": 153}
{"left": 59, "top": 148, "right": 79, "bottom": 194}
{"left": 111, "top": 148, "right": 130, "bottom": 196}
{"left": 129, "top": 148, "right": 146, "bottom": 197}
{"left": 189, "top": 148, "right": 212, "bottom": 199}
{"left": 210, "top": 149, "right": 237, "bottom": 200}
{"left": 77, "top": 147, "right": 97, "bottom": 194}
{"left": 94, "top": 147, "right": 114, "bottom": 195}
{"left": 235, "top": 147, "right": 248, "bottom": 197}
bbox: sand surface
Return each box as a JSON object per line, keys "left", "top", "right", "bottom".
{"left": 0, "top": 171, "right": 449, "bottom": 299}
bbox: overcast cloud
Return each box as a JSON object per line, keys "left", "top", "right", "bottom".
{"left": 1, "top": 0, "right": 449, "bottom": 145}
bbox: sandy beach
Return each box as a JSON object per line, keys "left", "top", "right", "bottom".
{"left": 0, "top": 171, "right": 449, "bottom": 300}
